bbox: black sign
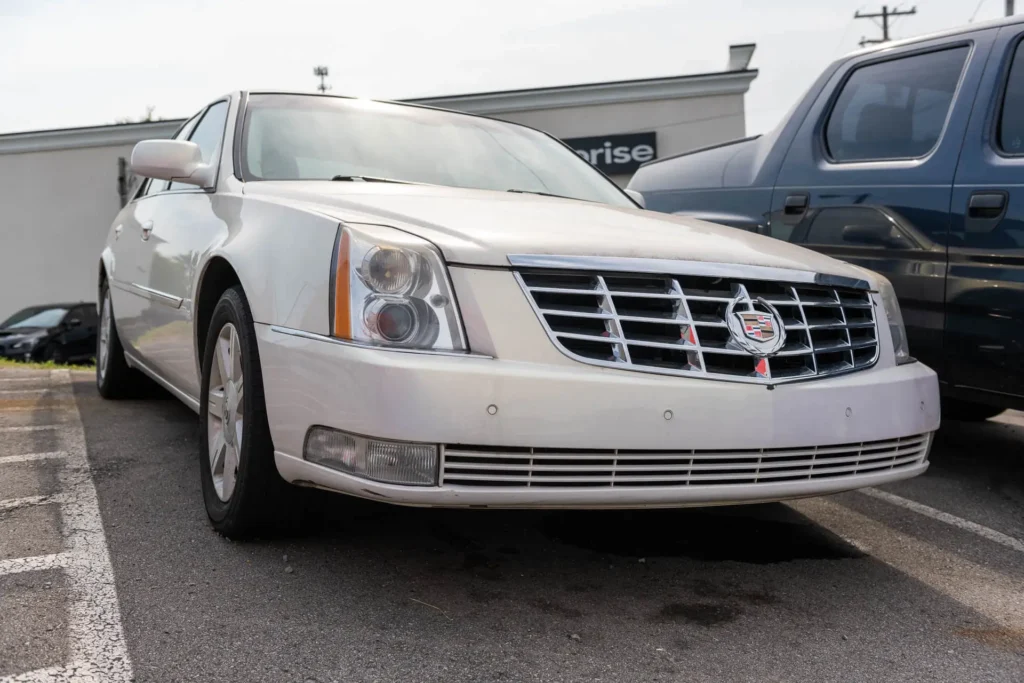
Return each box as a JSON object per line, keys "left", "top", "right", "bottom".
{"left": 564, "top": 132, "right": 656, "bottom": 175}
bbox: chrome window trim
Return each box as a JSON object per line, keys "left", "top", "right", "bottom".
{"left": 269, "top": 325, "right": 493, "bottom": 359}
{"left": 507, "top": 254, "right": 873, "bottom": 291}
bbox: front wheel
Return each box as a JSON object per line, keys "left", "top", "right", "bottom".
{"left": 199, "top": 286, "right": 285, "bottom": 538}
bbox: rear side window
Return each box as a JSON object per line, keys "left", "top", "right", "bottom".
{"left": 825, "top": 47, "right": 969, "bottom": 162}
{"left": 998, "top": 40, "right": 1024, "bottom": 154}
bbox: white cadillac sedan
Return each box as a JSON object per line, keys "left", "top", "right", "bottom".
{"left": 98, "top": 91, "right": 940, "bottom": 537}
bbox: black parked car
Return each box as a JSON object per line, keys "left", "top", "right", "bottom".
{"left": 628, "top": 15, "right": 1024, "bottom": 421}
{"left": 0, "top": 303, "right": 98, "bottom": 364}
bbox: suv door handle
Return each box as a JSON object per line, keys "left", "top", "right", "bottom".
{"left": 784, "top": 193, "right": 809, "bottom": 215}
{"left": 141, "top": 221, "right": 153, "bottom": 241}
{"left": 966, "top": 191, "right": 1007, "bottom": 233}
{"left": 968, "top": 192, "right": 1006, "bottom": 218}
{"left": 780, "top": 193, "right": 809, "bottom": 225}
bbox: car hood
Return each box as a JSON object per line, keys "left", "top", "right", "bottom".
{"left": 242, "top": 182, "right": 875, "bottom": 283}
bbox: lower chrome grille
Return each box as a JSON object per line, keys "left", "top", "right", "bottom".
{"left": 515, "top": 262, "right": 880, "bottom": 384}
{"left": 441, "top": 434, "right": 930, "bottom": 488}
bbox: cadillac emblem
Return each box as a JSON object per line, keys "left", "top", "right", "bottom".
{"left": 725, "top": 292, "right": 787, "bottom": 357}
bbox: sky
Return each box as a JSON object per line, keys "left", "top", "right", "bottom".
{"left": 0, "top": 0, "right": 1016, "bottom": 136}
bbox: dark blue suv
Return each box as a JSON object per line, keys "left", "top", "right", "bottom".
{"left": 629, "top": 16, "right": 1024, "bottom": 420}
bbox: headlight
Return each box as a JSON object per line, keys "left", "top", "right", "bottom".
{"left": 11, "top": 332, "right": 46, "bottom": 350}
{"left": 877, "top": 278, "right": 913, "bottom": 365}
{"left": 331, "top": 224, "right": 466, "bottom": 352}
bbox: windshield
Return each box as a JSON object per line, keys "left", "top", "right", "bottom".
{"left": 241, "top": 94, "right": 633, "bottom": 207}
{"left": 1, "top": 306, "right": 67, "bottom": 330}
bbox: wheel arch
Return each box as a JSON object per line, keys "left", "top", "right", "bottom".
{"left": 194, "top": 255, "right": 244, "bottom": 368}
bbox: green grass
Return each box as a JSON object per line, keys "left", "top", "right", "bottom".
{"left": 0, "top": 358, "right": 95, "bottom": 371}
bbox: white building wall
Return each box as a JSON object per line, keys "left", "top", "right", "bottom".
{"left": 0, "top": 143, "right": 133, "bottom": 320}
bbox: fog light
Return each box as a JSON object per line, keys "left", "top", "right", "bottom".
{"left": 303, "top": 426, "right": 438, "bottom": 486}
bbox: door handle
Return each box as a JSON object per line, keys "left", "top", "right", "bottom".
{"left": 784, "top": 194, "right": 809, "bottom": 215}
{"left": 141, "top": 221, "right": 153, "bottom": 241}
{"left": 965, "top": 191, "right": 1007, "bottom": 232}
{"left": 967, "top": 192, "right": 1006, "bottom": 218}
{"left": 780, "top": 193, "right": 809, "bottom": 225}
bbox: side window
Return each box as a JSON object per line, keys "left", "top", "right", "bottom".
{"left": 69, "top": 305, "right": 98, "bottom": 325}
{"left": 141, "top": 178, "right": 168, "bottom": 197}
{"left": 138, "top": 114, "right": 200, "bottom": 198}
{"left": 800, "top": 207, "right": 914, "bottom": 249}
{"left": 998, "top": 39, "right": 1024, "bottom": 154}
{"left": 825, "top": 47, "right": 969, "bottom": 162}
{"left": 167, "top": 101, "right": 228, "bottom": 191}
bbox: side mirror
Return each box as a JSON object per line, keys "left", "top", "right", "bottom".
{"left": 131, "top": 140, "right": 216, "bottom": 187}
{"left": 624, "top": 188, "right": 646, "bottom": 209}
{"left": 66, "top": 318, "right": 82, "bottom": 329}
{"left": 841, "top": 223, "right": 896, "bottom": 247}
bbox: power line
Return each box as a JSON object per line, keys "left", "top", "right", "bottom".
{"left": 969, "top": 0, "right": 989, "bottom": 22}
{"left": 854, "top": 4, "right": 917, "bottom": 47}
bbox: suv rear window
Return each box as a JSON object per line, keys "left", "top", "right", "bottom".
{"left": 825, "top": 47, "right": 969, "bottom": 163}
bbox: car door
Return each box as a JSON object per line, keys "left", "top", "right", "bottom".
{"left": 62, "top": 304, "right": 98, "bottom": 360}
{"left": 133, "top": 100, "right": 230, "bottom": 398}
{"left": 110, "top": 115, "right": 199, "bottom": 357}
{"left": 767, "top": 30, "right": 997, "bottom": 379}
{"left": 945, "top": 26, "right": 1024, "bottom": 403}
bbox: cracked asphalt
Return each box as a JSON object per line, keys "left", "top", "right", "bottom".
{"left": 1, "top": 368, "right": 1023, "bottom": 682}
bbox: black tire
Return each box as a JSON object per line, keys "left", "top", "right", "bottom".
{"left": 199, "top": 286, "right": 287, "bottom": 538}
{"left": 941, "top": 398, "right": 1006, "bottom": 422}
{"left": 96, "top": 281, "right": 144, "bottom": 399}
{"left": 43, "top": 344, "right": 66, "bottom": 365}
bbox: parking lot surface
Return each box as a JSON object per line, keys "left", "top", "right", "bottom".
{"left": 1, "top": 368, "right": 1022, "bottom": 682}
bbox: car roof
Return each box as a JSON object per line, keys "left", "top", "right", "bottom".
{"left": 842, "top": 14, "right": 1024, "bottom": 61}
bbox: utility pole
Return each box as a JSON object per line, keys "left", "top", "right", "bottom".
{"left": 1008, "top": 0, "right": 1016, "bottom": 17}
{"left": 313, "top": 65, "right": 331, "bottom": 93}
{"left": 855, "top": 5, "right": 917, "bottom": 47}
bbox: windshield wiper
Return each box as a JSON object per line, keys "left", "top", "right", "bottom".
{"left": 331, "top": 175, "right": 410, "bottom": 183}
{"left": 506, "top": 189, "right": 581, "bottom": 201}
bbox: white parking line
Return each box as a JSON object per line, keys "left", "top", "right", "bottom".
{"left": 0, "top": 425, "right": 59, "bottom": 433}
{"left": 0, "top": 369, "right": 133, "bottom": 682}
{"left": 861, "top": 487, "right": 1024, "bottom": 554}
{"left": 0, "top": 388, "right": 52, "bottom": 395}
{"left": 792, "top": 497, "right": 1024, "bottom": 632}
{"left": 0, "top": 451, "right": 68, "bottom": 465}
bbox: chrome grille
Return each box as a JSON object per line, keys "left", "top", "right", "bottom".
{"left": 442, "top": 434, "right": 930, "bottom": 488}
{"left": 515, "top": 266, "right": 879, "bottom": 384}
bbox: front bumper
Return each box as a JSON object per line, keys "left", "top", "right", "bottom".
{"left": 257, "top": 320, "right": 940, "bottom": 509}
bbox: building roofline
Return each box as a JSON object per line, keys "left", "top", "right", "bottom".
{"left": 405, "top": 69, "right": 758, "bottom": 114}
{"left": 1, "top": 67, "right": 758, "bottom": 153}
{"left": 0, "top": 119, "right": 185, "bottom": 155}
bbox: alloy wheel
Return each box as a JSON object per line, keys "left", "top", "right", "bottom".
{"left": 207, "top": 323, "right": 244, "bottom": 502}
{"left": 98, "top": 292, "right": 111, "bottom": 380}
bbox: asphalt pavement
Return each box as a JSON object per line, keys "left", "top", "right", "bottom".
{"left": 1, "top": 368, "right": 1022, "bottom": 682}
